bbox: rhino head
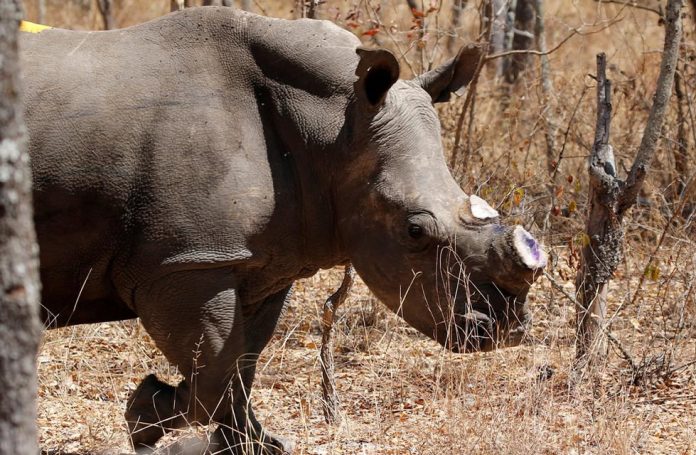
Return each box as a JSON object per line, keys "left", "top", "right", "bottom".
{"left": 336, "top": 45, "right": 547, "bottom": 352}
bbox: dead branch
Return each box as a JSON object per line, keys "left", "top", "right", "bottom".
{"left": 552, "top": 86, "right": 589, "bottom": 182}
{"left": 574, "top": 0, "right": 683, "bottom": 364}
{"left": 592, "top": 0, "right": 664, "bottom": 16}
{"left": 618, "top": 0, "right": 683, "bottom": 215}
{"left": 672, "top": 68, "right": 689, "bottom": 200}
{"left": 486, "top": 18, "right": 621, "bottom": 62}
{"left": 502, "top": 0, "right": 535, "bottom": 84}
{"left": 320, "top": 264, "right": 355, "bottom": 424}
{"left": 96, "top": 0, "right": 115, "bottom": 30}
{"left": 533, "top": 0, "right": 558, "bottom": 177}
{"left": 451, "top": 0, "right": 493, "bottom": 174}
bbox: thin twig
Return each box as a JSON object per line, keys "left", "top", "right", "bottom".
{"left": 544, "top": 271, "right": 636, "bottom": 368}
{"left": 451, "top": 0, "right": 493, "bottom": 172}
{"left": 486, "top": 17, "right": 623, "bottom": 61}
{"left": 619, "top": 0, "right": 683, "bottom": 215}
{"left": 592, "top": 0, "right": 664, "bottom": 16}
{"left": 612, "top": 172, "right": 695, "bottom": 319}
{"left": 551, "top": 86, "right": 589, "bottom": 182}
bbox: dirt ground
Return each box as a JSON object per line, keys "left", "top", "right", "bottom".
{"left": 38, "top": 262, "right": 696, "bottom": 454}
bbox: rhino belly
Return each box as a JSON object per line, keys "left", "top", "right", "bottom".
{"left": 33, "top": 185, "right": 135, "bottom": 327}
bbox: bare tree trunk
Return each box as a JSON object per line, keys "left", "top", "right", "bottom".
{"left": 533, "top": 0, "right": 557, "bottom": 177}
{"left": 171, "top": 0, "right": 194, "bottom": 11}
{"left": 295, "top": 0, "right": 304, "bottom": 18}
{"left": 306, "top": 0, "right": 319, "bottom": 19}
{"left": 574, "top": 54, "right": 616, "bottom": 362}
{"left": 489, "top": 0, "right": 508, "bottom": 73}
{"left": 320, "top": 265, "right": 354, "bottom": 424}
{"left": 575, "top": 0, "right": 683, "bottom": 364}
{"left": 37, "top": 0, "right": 45, "bottom": 24}
{"left": 502, "top": 0, "right": 535, "bottom": 84}
{"left": 673, "top": 68, "right": 689, "bottom": 203}
{"left": 448, "top": 0, "right": 468, "bottom": 54}
{"left": 203, "top": 0, "right": 235, "bottom": 6}
{"left": 0, "top": 1, "right": 42, "bottom": 454}
{"left": 96, "top": 0, "right": 115, "bottom": 30}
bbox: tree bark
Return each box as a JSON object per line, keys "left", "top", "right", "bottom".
{"left": 673, "top": 68, "right": 689, "bottom": 203}
{"left": 533, "top": 0, "right": 557, "bottom": 177}
{"left": 320, "top": 265, "right": 354, "bottom": 424}
{"left": 502, "top": 0, "right": 535, "bottom": 84}
{"left": 0, "top": 1, "right": 42, "bottom": 454}
{"left": 574, "top": 53, "right": 617, "bottom": 361}
{"left": 37, "top": 0, "right": 45, "bottom": 24}
{"left": 306, "top": 0, "right": 319, "bottom": 19}
{"left": 171, "top": 0, "right": 194, "bottom": 11}
{"left": 575, "top": 0, "right": 683, "bottom": 363}
{"left": 96, "top": 0, "right": 115, "bottom": 30}
{"left": 203, "top": 0, "right": 235, "bottom": 6}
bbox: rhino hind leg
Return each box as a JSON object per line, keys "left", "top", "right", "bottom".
{"left": 124, "top": 269, "right": 293, "bottom": 454}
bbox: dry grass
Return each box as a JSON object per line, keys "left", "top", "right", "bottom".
{"left": 28, "top": 0, "right": 696, "bottom": 454}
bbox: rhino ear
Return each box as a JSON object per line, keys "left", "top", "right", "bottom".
{"left": 415, "top": 44, "right": 483, "bottom": 103}
{"left": 355, "top": 47, "right": 400, "bottom": 107}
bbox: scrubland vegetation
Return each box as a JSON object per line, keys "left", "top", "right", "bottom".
{"left": 29, "top": 1, "right": 695, "bottom": 453}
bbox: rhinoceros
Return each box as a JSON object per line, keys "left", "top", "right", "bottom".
{"left": 20, "top": 6, "right": 546, "bottom": 455}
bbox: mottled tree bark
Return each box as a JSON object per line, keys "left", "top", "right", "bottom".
{"left": 575, "top": 0, "right": 683, "bottom": 363}
{"left": 0, "top": 1, "right": 42, "bottom": 455}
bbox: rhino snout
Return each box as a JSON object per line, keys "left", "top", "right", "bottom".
{"left": 511, "top": 225, "right": 547, "bottom": 271}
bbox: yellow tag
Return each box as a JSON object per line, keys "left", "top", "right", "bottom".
{"left": 20, "top": 21, "right": 53, "bottom": 34}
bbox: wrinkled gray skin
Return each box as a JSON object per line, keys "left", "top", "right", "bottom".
{"left": 20, "top": 7, "right": 545, "bottom": 455}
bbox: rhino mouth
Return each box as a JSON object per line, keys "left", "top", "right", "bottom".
{"left": 445, "top": 285, "right": 531, "bottom": 353}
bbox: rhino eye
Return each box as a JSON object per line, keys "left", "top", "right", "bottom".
{"left": 408, "top": 223, "right": 424, "bottom": 239}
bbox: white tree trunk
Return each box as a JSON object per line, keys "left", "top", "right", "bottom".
{"left": 0, "top": 1, "right": 42, "bottom": 454}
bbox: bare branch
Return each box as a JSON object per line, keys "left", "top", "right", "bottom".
{"left": 619, "top": 0, "right": 683, "bottom": 215}
{"left": 320, "top": 264, "right": 355, "bottom": 424}
{"left": 487, "top": 14, "right": 624, "bottom": 62}
{"left": 451, "top": 0, "right": 493, "bottom": 173}
{"left": 592, "top": 0, "right": 664, "bottom": 16}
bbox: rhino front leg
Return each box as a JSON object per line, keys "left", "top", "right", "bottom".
{"left": 124, "top": 269, "right": 292, "bottom": 454}
{"left": 210, "top": 285, "right": 295, "bottom": 454}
